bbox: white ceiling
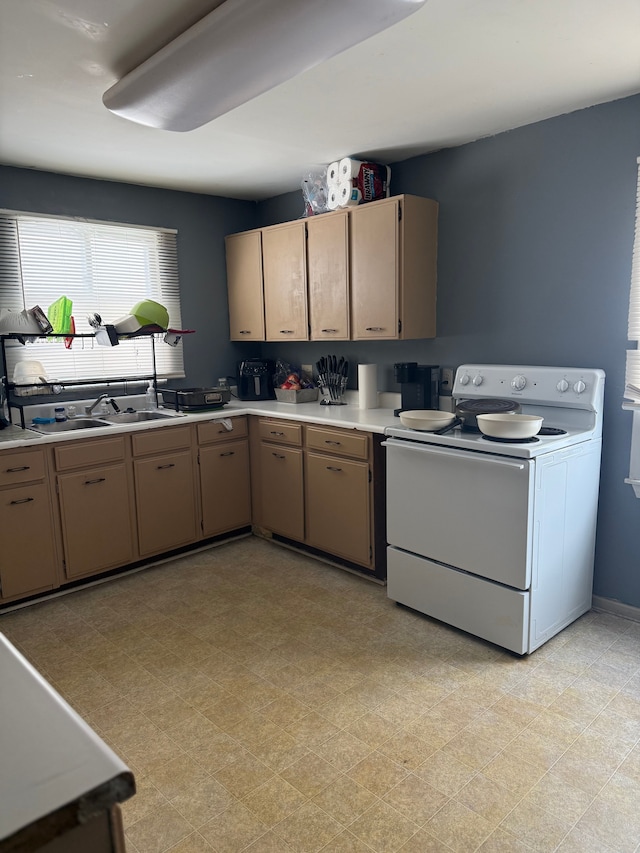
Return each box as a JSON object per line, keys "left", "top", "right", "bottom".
{"left": 1, "top": 0, "right": 639, "bottom": 201}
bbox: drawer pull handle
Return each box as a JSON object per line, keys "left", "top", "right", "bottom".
{"left": 85, "top": 477, "right": 106, "bottom": 485}
{"left": 270, "top": 430, "right": 285, "bottom": 436}
{"left": 326, "top": 466, "right": 342, "bottom": 472}
{"left": 279, "top": 330, "right": 294, "bottom": 334}
{"left": 324, "top": 440, "right": 341, "bottom": 446}
{"left": 239, "top": 330, "right": 251, "bottom": 334}
{"left": 321, "top": 328, "right": 338, "bottom": 333}
{"left": 365, "top": 326, "right": 385, "bottom": 332}
{"left": 220, "top": 451, "right": 235, "bottom": 457}
{"left": 157, "top": 463, "right": 175, "bottom": 470}
{"left": 7, "top": 466, "right": 30, "bottom": 473}
{"left": 272, "top": 453, "right": 286, "bottom": 459}
{"left": 10, "top": 497, "right": 34, "bottom": 505}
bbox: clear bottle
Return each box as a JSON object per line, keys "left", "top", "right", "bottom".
{"left": 145, "top": 381, "right": 158, "bottom": 410}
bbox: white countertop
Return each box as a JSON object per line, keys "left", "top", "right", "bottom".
{"left": 0, "top": 392, "right": 403, "bottom": 450}
{"left": 0, "top": 633, "right": 134, "bottom": 847}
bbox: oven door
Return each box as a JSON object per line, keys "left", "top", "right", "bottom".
{"left": 384, "top": 439, "right": 535, "bottom": 589}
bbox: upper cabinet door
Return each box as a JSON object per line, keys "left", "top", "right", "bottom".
{"left": 350, "top": 197, "right": 400, "bottom": 340}
{"left": 351, "top": 194, "right": 438, "bottom": 341}
{"left": 225, "top": 230, "right": 265, "bottom": 341}
{"left": 263, "top": 220, "right": 309, "bottom": 341}
{"left": 307, "top": 210, "right": 349, "bottom": 341}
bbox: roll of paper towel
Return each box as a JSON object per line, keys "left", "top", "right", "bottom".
{"left": 339, "top": 157, "right": 364, "bottom": 181}
{"left": 338, "top": 180, "right": 362, "bottom": 208}
{"left": 358, "top": 363, "right": 378, "bottom": 409}
{"left": 327, "top": 185, "right": 341, "bottom": 211}
{"left": 327, "top": 161, "right": 340, "bottom": 187}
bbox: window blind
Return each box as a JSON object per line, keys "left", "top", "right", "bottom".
{"left": 625, "top": 158, "right": 640, "bottom": 397}
{"left": 0, "top": 213, "right": 184, "bottom": 385}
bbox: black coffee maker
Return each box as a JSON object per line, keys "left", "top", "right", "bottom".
{"left": 394, "top": 362, "right": 440, "bottom": 416}
{"left": 237, "top": 358, "right": 276, "bottom": 401}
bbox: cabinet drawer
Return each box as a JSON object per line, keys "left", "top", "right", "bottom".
{"left": 305, "top": 426, "right": 369, "bottom": 460}
{"left": 54, "top": 437, "right": 126, "bottom": 472}
{"left": 131, "top": 425, "right": 192, "bottom": 456}
{"left": 257, "top": 419, "right": 302, "bottom": 446}
{"left": 0, "top": 449, "right": 46, "bottom": 486}
{"left": 197, "top": 416, "right": 248, "bottom": 445}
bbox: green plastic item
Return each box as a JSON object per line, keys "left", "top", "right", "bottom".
{"left": 47, "top": 296, "right": 73, "bottom": 334}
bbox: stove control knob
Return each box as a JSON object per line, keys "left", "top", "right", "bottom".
{"left": 472, "top": 375, "right": 483, "bottom": 386}
{"left": 511, "top": 374, "right": 527, "bottom": 391}
{"left": 573, "top": 380, "right": 586, "bottom": 394}
{"left": 556, "top": 379, "right": 569, "bottom": 393}
{"left": 459, "top": 374, "right": 470, "bottom": 385}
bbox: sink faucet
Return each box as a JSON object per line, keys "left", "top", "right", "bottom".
{"left": 85, "top": 394, "right": 120, "bottom": 415}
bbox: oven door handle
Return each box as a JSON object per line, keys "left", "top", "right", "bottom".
{"left": 382, "top": 438, "right": 527, "bottom": 470}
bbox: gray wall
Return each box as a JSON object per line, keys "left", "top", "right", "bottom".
{"left": 257, "top": 95, "right": 640, "bottom": 610}
{"left": 0, "top": 166, "right": 260, "bottom": 387}
{"left": 1, "top": 93, "right": 638, "bottom": 609}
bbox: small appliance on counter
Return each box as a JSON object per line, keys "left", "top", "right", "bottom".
{"left": 237, "top": 359, "right": 276, "bottom": 401}
{"left": 394, "top": 362, "right": 439, "bottom": 416}
{"left": 161, "top": 386, "right": 230, "bottom": 411}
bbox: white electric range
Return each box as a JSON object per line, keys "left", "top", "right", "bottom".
{"left": 383, "top": 364, "right": 605, "bottom": 654}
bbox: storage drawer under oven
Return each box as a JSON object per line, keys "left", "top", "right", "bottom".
{"left": 384, "top": 438, "right": 535, "bottom": 589}
{"left": 387, "top": 547, "right": 529, "bottom": 654}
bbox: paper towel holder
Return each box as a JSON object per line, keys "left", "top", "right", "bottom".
{"left": 103, "top": 0, "right": 428, "bottom": 132}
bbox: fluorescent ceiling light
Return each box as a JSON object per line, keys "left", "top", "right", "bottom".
{"left": 103, "top": 0, "right": 427, "bottom": 132}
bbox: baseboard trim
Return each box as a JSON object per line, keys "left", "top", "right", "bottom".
{"left": 592, "top": 595, "right": 640, "bottom": 623}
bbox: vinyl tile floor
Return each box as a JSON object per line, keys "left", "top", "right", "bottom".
{"left": 2, "top": 537, "right": 640, "bottom": 853}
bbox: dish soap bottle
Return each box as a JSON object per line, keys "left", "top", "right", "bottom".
{"left": 145, "top": 381, "right": 158, "bottom": 410}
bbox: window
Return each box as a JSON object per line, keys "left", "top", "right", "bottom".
{"left": 0, "top": 212, "right": 184, "bottom": 385}
{"left": 625, "top": 158, "right": 640, "bottom": 397}
{"left": 623, "top": 157, "right": 640, "bottom": 496}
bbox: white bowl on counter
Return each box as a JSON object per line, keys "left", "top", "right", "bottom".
{"left": 399, "top": 409, "right": 455, "bottom": 431}
{"left": 476, "top": 413, "right": 543, "bottom": 439}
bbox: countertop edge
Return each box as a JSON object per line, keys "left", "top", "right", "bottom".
{"left": 0, "top": 399, "right": 401, "bottom": 450}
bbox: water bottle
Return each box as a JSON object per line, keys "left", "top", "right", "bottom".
{"left": 145, "top": 381, "right": 158, "bottom": 410}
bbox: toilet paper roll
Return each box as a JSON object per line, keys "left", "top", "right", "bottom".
{"left": 327, "top": 186, "right": 341, "bottom": 211}
{"left": 338, "top": 180, "right": 362, "bottom": 208}
{"left": 358, "top": 363, "right": 378, "bottom": 409}
{"left": 339, "top": 157, "right": 365, "bottom": 182}
{"left": 327, "top": 161, "right": 340, "bottom": 187}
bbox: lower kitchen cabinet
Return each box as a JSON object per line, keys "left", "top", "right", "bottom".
{"left": 251, "top": 417, "right": 386, "bottom": 577}
{"left": 305, "top": 452, "right": 371, "bottom": 566}
{"left": 131, "top": 426, "right": 197, "bottom": 557}
{"left": 198, "top": 416, "right": 251, "bottom": 537}
{"left": 257, "top": 441, "right": 304, "bottom": 541}
{"left": 57, "top": 464, "right": 135, "bottom": 579}
{"left": 54, "top": 437, "right": 135, "bottom": 580}
{"left": 0, "top": 447, "right": 58, "bottom": 600}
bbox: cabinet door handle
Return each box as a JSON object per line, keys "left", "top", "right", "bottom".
{"left": 239, "top": 330, "right": 251, "bottom": 334}
{"left": 321, "top": 328, "right": 338, "bottom": 333}
{"left": 365, "top": 326, "right": 385, "bottom": 332}
{"left": 272, "top": 452, "right": 286, "bottom": 459}
{"left": 84, "top": 477, "right": 106, "bottom": 485}
{"left": 279, "top": 330, "right": 294, "bottom": 334}
{"left": 326, "top": 466, "right": 343, "bottom": 472}
{"left": 324, "top": 440, "right": 341, "bottom": 446}
{"left": 6, "top": 466, "right": 30, "bottom": 473}
{"left": 270, "top": 430, "right": 285, "bottom": 436}
{"left": 156, "top": 463, "right": 175, "bottom": 470}
{"left": 10, "top": 496, "right": 34, "bottom": 505}
{"left": 220, "top": 451, "right": 235, "bottom": 457}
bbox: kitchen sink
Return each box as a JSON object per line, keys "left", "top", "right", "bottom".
{"left": 99, "top": 410, "right": 179, "bottom": 423}
{"left": 29, "top": 418, "right": 112, "bottom": 434}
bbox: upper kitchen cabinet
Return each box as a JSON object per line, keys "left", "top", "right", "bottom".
{"left": 262, "top": 220, "right": 309, "bottom": 341}
{"left": 225, "top": 229, "right": 265, "bottom": 341}
{"left": 307, "top": 210, "right": 350, "bottom": 341}
{"left": 350, "top": 194, "right": 438, "bottom": 340}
